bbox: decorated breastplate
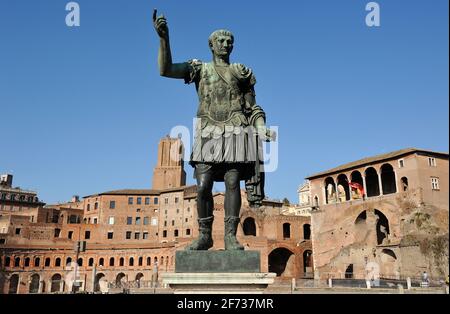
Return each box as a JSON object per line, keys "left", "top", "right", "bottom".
{"left": 197, "top": 63, "right": 245, "bottom": 123}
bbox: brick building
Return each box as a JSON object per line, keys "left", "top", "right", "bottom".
{"left": 307, "top": 148, "right": 449, "bottom": 281}
{"left": 0, "top": 137, "right": 312, "bottom": 294}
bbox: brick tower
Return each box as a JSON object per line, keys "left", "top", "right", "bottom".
{"left": 152, "top": 136, "right": 186, "bottom": 190}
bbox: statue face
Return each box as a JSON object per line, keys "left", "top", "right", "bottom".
{"left": 210, "top": 35, "right": 233, "bottom": 57}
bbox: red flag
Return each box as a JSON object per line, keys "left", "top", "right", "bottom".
{"left": 349, "top": 181, "right": 365, "bottom": 196}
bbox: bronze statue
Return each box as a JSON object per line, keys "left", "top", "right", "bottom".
{"left": 153, "top": 10, "right": 274, "bottom": 251}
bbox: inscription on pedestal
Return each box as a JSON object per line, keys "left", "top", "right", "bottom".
{"left": 175, "top": 250, "right": 260, "bottom": 273}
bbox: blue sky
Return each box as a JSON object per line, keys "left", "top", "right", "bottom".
{"left": 0, "top": 0, "right": 448, "bottom": 204}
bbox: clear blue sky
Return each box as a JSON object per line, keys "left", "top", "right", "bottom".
{"left": 0, "top": 0, "right": 448, "bottom": 204}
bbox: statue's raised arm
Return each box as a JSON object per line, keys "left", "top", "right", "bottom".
{"left": 153, "top": 9, "right": 189, "bottom": 79}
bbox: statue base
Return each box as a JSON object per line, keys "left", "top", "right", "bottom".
{"left": 175, "top": 250, "right": 260, "bottom": 273}
{"left": 162, "top": 250, "right": 275, "bottom": 293}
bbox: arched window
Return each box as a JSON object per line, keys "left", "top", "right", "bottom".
{"left": 88, "top": 258, "right": 94, "bottom": 267}
{"left": 324, "top": 177, "right": 336, "bottom": 204}
{"left": 55, "top": 258, "right": 61, "bottom": 267}
{"left": 14, "top": 257, "right": 20, "bottom": 267}
{"left": 337, "top": 174, "right": 350, "bottom": 202}
{"left": 138, "top": 257, "right": 143, "bottom": 266}
{"left": 350, "top": 171, "right": 364, "bottom": 199}
{"left": 303, "top": 224, "right": 311, "bottom": 240}
{"left": 147, "top": 257, "right": 151, "bottom": 266}
{"left": 109, "top": 257, "right": 115, "bottom": 267}
{"left": 401, "top": 177, "right": 409, "bottom": 191}
{"left": 77, "top": 258, "right": 83, "bottom": 267}
{"left": 29, "top": 274, "right": 40, "bottom": 293}
{"left": 283, "top": 223, "right": 291, "bottom": 238}
{"left": 99, "top": 258, "right": 104, "bottom": 266}
{"left": 51, "top": 274, "right": 62, "bottom": 293}
{"left": 34, "top": 257, "right": 40, "bottom": 267}
{"left": 45, "top": 257, "right": 51, "bottom": 267}
{"left": 129, "top": 257, "right": 134, "bottom": 266}
{"left": 5, "top": 256, "right": 11, "bottom": 267}
{"left": 365, "top": 167, "right": 380, "bottom": 197}
{"left": 66, "top": 257, "right": 72, "bottom": 266}
{"left": 243, "top": 217, "right": 257, "bottom": 236}
{"left": 119, "top": 257, "right": 124, "bottom": 266}
{"left": 381, "top": 164, "right": 396, "bottom": 194}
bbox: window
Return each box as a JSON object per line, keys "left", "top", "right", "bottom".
{"left": 151, "top": 218, "right": 158, "bottom": 226}
{"left": 154, "top": 197, "right": 158, "bottom": 204}
{"left": 119, "top": 258, "right": 124, "bottom": 266}
{"left": 93, "top": 218, "right": 98, "bottom": 224}
{"left": 185, "top": 218, "right": 188, "bottom": 223}
{"left": 428, "top": 157, "right": 436, "bottom": 167}
{"left": 171, "top": 220, "right": 175, "bottom": 226}
{"left": 55, "top": 258, "right": 61, "bottom": 267}
{"left": 163, "top": 230, "right": 167, "bottom": 238}
{"left": 136, "top": 208, "right": 141, "bottom": 213}
{"left": 34, "top": 257, "right": 40, "bottom": 267}
{"left": 137, "top": 197, "right": 142, "bottom": 205}
{"left": 174, "top": 229, "right": 179, "bottom": 237}
{"left": 107, "top": 232, "right": 114, "bottom": 239}
{"left": 135, "top": 232, "right": 140, "bottom": 240}
{"left": 176, "top": 208, "right": 180, "bottom": 214}
{"left": 84, "top": 231, "right": 91, "bottom": 239}
{"left": 175, "top": 197, "right": 179, "bottom": 203}
{"left": 127, "top": 217, "right": 132, "bottom": 225}
{"left": 126, "top": 231, "right": 132, "bottom": 239}
{"left": 68, "top": 231, "right": 73, "bottom": 239}
{"left": 135, "top": 217, "right": 141, "bottom": 225}
{"left": 165, "top": 210, "right": 168, "bottom": 215}
{"left": 398, "top": 159, "right": 405, "bottom": 168}
{"left": 25, "top": 257, "right": 30, "bottom": 267}
{"left": 128, "top": 197, "right": 133, "bottom": 205}
{"left": 187, "top": 207, "right": 190, "bottom": 212}
{"left": 143, "top": 232, "right": 149, "bottom": 240}
{"left": 143, "top": 217, "right": 149, "bottom": 225}
{"left": 15, "top": 228, "right": 21, "bottom": 235}
{"left": 164, "top": 198, "right": 168, "bottom": 204}
{"left": 87, "top": 204, "right": 90, "bottom": 211}
{"left": 145, "top": 197, "right": 150, "bottom": 205}
{"left": 108, "top": 216, "right": 115, "bottom": 225}
{"left": 186, "top": 229, "right": 191, "bottom": 236}
{"left": 54, "top": 228, "right": 61, "bottom": 238}
{"left": 88, "top": 258, "right": 94, "bottom": 266}
{"left": 164, "top": 221, "right": 167, "bottom": 227}
{"left": 431, "top": 177, "right": 440, "bottom": 190}
{"left": 109, "top": 201, "right": 115, "bottom": 209}
{"left": 99, "top": 258, "right": 104, "bottom": 266}
{"left": 94, "top": 202, "right": 98, "bottom": 210}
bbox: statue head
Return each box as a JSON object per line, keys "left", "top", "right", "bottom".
{"left": 208, "top": 29, "right": 234, "bottom": 57}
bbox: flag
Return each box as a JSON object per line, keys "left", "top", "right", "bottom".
{"left": 349, "top": 181, "right": 365, "bottom": 196}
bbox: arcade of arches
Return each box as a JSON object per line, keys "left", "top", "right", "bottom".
{"left": 323, "top": 163, "right": 400, "bottom": 204}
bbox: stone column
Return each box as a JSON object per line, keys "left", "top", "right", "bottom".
{"left": 362, "top": 175, "right": 368, "bottom": 199}
{"left": 377, "top": 171, "right": 383, "bottom": 196}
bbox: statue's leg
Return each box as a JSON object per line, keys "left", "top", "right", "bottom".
{"left": 224, "top": 168, "right": 244, "bottom": 250}
{"left": 185, "top": 165, "right": 214, "bottom": 250}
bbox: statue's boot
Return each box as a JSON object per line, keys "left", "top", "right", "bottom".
{"left": 224, "top": 216, "right": 244, "bottom": 250}
{"left": 185, "top": 216, "right": 214, "bottom": 250}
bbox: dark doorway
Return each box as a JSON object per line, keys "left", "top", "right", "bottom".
{"left": 268, "top": 248, "right": 294, "bottom": 276}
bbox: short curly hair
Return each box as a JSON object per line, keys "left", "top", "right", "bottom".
{"left": 208, "top": 29, "right": 234, "bottom": 47}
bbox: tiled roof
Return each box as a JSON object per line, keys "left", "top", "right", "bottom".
{"left": 306, "top": 148, "right": 448, "bottom": 179}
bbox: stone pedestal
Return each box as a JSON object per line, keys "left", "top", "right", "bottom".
{"left": 162, "top": 250, "right": 276, "bottom": 294}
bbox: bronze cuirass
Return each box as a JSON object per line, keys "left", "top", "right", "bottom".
{"left": 197, "top": 63, "right": 244, "bottom": 123}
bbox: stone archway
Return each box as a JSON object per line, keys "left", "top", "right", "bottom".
{"left": 116, "top": 273, "right": 126, "bottom": 288}
{"left": 50, "top": 274, "right": 62, "bottom": 293}
{"left": 268, "top": 248, "right": 295, "bottom": 277}
{"left": 29, "top": 274, "right": 40, "bottom": 293}
{"left": 8, "top": 274, "right": 19, "bottom": 294}
{"left": 94, "top": 273, "right": 106, "bottom": 293}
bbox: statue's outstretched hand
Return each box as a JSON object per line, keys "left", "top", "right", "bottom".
{"left": 153, "top": 9, "right": 169, "bottom": 39}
